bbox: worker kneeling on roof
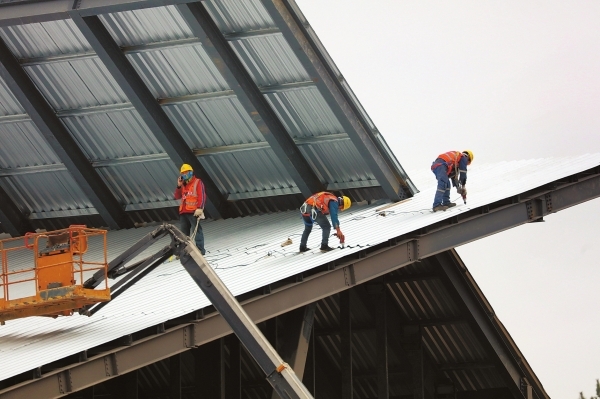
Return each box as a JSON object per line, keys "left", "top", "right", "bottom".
{"left": 431, "top": 150, "right": 473, "bottom": 212}
{"left": 299, "top": 192, "right": 351, "bottom": 252}
{"left": 174, "top": 164, "right": 207, "bottom": 255}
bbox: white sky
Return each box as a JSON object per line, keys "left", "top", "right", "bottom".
{"left": 295, "top": 1, "right": 600, "bottom": 397}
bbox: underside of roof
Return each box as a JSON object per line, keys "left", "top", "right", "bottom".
{"left": 0, "top": 0, "right": 416, "bottom": 236}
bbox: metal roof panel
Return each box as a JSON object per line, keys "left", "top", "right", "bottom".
{"left": 230, "top": 35, "right": 309, "bottom": 87}
{"left": 24, "top": 58, "right": 127, "bottom": 110}
{"left": 126, "top": 45, "right": 229, "bottom": 99}
{"left": 163, "top": 99, "right": 263, "bottom": 149}
{"left": 264, "top": 87, "right": 344, "bottom": 138}
{"left": 0, "top": 120, "right": 60, "bottom": 167}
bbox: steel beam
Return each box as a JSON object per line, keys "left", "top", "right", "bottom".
{"left": 259, "top": 0, "right": 415, "bottom": 200}
{"left": 271, "top": 305, "right": 316, "bottom": 399}
{"left": 0, "top": 36, "right": 131, "bottom": 230}
{"left": 435, "top": 251, "right": 537, "bottom": 399}
{"left": 0, "top": 181, "right": 33, "bottom": 236}
{"left": 177, "top": 2, "right": 324, "bottom": 197}
{"left": 69, "top": 13, "right": 228, "bottom": 219}
{"left": 5, "top": 168, "right": 595, "bottom": 398}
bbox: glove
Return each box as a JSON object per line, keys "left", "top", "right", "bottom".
{"left": 193, "top": 208, "right": 205, "bottom": 219}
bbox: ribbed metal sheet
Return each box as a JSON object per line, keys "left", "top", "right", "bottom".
{"left": 24, "top": 58, "right": 127, "bottom": 110}
{"left": 201, "top": 148, "right": 297, "bottom": 196}
{"left": 204, "top": 0, "right": 275, "bottom": 33}
{"left": 61, "top": 110, "right": 164, "bottom": 159}
{"left": 229, "top": 35, "right": 309, "bottom": 86}
{"left": 0, "top": 77, "right": 24, "bottom": 115}
{"left": 164, "top": 98, "right": 263, "bottom": 148}
{"left": 0, "top": 171, "right": 93, "bottom": 217}
{"left": 0, "top": 120, "right": 60, "bottom": 167}
{"left": 96, "top": 160, "right": 177, "bottom": 207}
{"left": 264, "top": 87, "right": 344, "bottom": 139}
{"left": 126, "top": 45, "right": 229, "bottom": 98}
{"left": 0, "top": 19, "right": 91, "bottom": 59}
{"left": 300, "top": 140, "right": 375, "bottom": 187}
{"left": 1, "top": 155, "right": 598, "bottom": 382}
{"left": 101, "top": 6, "right": 193, "bottom": 47}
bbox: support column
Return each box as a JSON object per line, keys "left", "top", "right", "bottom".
{"left": 340, "top": 290, "right": 353, "bottom": 399}
{"left": 193, "top": 339, "right": 225, "bottom": 399}
{"left": 271, "top": 304, "right": 316, "bottom": 399}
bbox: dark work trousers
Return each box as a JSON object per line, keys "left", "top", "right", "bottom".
{"left": 300, "top": 212, "right": 331, "bottom": 249}
{"left": 180, "top": 213, "right": 205, "bottom": 255}
{"left": 432, "top": 163, "right": 451, "bottom": 207}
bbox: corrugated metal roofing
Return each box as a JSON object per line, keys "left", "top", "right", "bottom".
{"left": 163, "top": 98, "right": 263, "bottom": 148}
{"left": 0, "top": 120, "right": 60, "bottom": 167}
{"left": 0, "top": 154, "right": 598, "bottom": 383}
{"left": 0, "top": 0, "right": 415, "bottom": 229}
{"left": 264, "top": 87, "right": 345, "bottom": 138}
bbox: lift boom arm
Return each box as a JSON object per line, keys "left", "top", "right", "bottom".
{"left": 84, "top": 224, "right": 313, "bottom": 399}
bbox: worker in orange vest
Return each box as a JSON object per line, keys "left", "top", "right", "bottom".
{"left": 299, "top": 192, "right": 351, "bottom": 252}
{"left": 174, "top": 164, "right": 207, "bottom": 254}
{"left": 431, "top": 150, "right": 474, "bottom": 212}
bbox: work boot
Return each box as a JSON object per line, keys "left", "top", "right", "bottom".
{"left": 320, "top": 244, "right": 334, "bottom": 252}
{"left": 433, "top": 205, "right": 448, "bottom": 212}
{"left": 443, "top": 202, "right": 456, "bottom": 208}
{"left": 299, "top": 246, "right": 310, "bottom": 253}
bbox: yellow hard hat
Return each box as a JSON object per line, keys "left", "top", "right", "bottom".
{"left": 341, "top": 196, "right": 351, "bottom": 211}
{"left": 180, "top": 163, "right": 193, "bottom": 174}
{"left": 463, "top": 150, "right": 474, "bottom": 164}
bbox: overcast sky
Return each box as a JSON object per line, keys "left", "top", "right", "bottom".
{"left": 295, "top": 1, "right": 600, "bottom": 397}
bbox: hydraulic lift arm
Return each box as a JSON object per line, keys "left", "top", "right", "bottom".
{"left": 83, "top": 224, "right": 313, "bottom": 399}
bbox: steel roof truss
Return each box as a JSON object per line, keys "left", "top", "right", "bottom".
{"left": 0, "top": 36, "right": 131, "bottom": 230}
{"left": 177, "top": 2, "right": 325, "bottom": 197}
{"left": 68, "top": 12, "right": 228, "bottom": 219}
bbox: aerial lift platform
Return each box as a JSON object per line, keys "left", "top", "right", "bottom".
{"left": 0, "top": 224, "right": 313, "bottom": 399}
{"left": 0, "top": 225, "right": 110, "bottom": 323}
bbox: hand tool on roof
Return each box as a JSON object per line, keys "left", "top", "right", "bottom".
{"left": 454, "top": 177, "right": 467, "bottom": 204}
{"left": 334, "top": 227, "right": 345, "bottom": 248}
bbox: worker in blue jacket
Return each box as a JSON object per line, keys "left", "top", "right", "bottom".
{"left": 299, "top": 192, "right": 351, "bottom": 252}
{"left": 431, "top": 150, "right": 473, "bottom": 212}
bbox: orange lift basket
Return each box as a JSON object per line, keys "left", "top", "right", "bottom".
{"left": 0, "top": 225, "right": 110, "bottom": 323}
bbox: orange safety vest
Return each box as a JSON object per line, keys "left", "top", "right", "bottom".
{"left": 433, "top": 151, "right": 463, "bottom": 176}
{"left": 303, "top": 192, "right": 339, "bottom": 215}
{"left": 178, "top": 177, "right": 201, "bottom": 214}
